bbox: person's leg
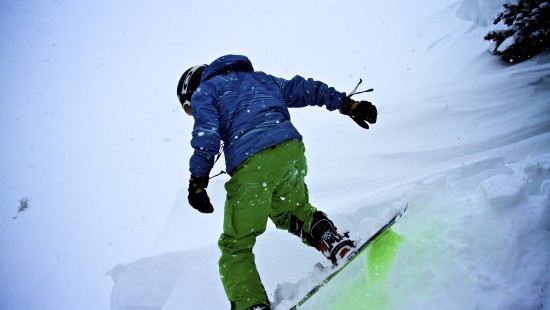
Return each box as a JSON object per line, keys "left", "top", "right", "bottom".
{"left": 269, "top": 140, "right": 354, "bottom": 264}
{"left": 268, "top": 140, "right": 317, "bottom": 235}
{"left": 218, "top": 163, "right": 272, "bottom": 310}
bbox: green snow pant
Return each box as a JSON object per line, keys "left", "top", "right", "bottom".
{"left": 218, "top": 139, "right": 317, "bottom": 310}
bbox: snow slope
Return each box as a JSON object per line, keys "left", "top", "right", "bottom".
{"left": 1, "top": 0, "right": 549, "bottom": 309}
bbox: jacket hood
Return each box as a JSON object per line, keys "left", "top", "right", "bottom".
{"left": 201, "top": 55, "right": 254, "bottom": 81}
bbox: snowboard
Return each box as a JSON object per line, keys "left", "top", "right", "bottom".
{"left": 289, "top": 204, "right": 408, "bottom": 309}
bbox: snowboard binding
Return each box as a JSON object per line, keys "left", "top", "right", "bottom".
{"left": 292, "top": 211, "right": 355, "bottom": 265}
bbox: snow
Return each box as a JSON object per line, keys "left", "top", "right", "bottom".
{"left": 1, "top": 0, "right": 549, "bottom": 309}
{"left": 497, "top": 35, "right": 517, "bottom": 53}
{"left": 456, "top": 0, "right": 508, "bottom": 27}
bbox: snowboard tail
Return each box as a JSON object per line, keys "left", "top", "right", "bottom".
{"left": 289, "top": 204, "right": 407, "bottom": 309}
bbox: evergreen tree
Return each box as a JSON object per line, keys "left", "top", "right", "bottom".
{"left": 13, "top": 197, "right": 30, "bottom": 219}
{"left": 485, "top": 0, "right": 550, "bottom": 63}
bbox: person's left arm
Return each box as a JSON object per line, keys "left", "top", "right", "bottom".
{"left": 274, "top": 75, "right": 346, "bottom": 111}
{"left": 274, "top": 75, "right": 378, "bottom": 129}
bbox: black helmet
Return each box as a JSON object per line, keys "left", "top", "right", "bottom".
{"left": 177, "top": 64, "right": 207, "bottom": 114}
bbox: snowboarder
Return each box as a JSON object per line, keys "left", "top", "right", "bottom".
{"left": 176, "top": 55, "right": 377, "bottom": 310}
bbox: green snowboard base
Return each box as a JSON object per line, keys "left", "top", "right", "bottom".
{"left": 306, "top": 228, "right": 404, "bottom": 309}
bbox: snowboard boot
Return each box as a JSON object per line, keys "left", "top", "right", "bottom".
{"left": 246, "top": 303, "right": 271, "bottom": 310}
{"left": 291, "top": 211, "right": 355, "bottom": 265}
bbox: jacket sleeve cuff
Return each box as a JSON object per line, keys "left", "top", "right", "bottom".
{"left": 339, "top": 96, "right": 353, "bottom": 115}
{"left": 190, "top": 175, "right": 209, "bottom": 188}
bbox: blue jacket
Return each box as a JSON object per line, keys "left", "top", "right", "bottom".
{"left": 189, "top": 55, "right": 346, "bottom": 177}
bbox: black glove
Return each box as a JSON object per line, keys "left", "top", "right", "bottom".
{"left": 340, "top": 97, "right": 377, "bottom": 129}
{"left": 188, "top": 176, "right": 214, "bottom": 213}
